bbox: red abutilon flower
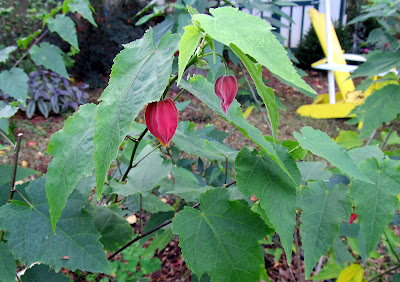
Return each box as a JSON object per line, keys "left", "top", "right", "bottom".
{"left": 145, "top": 99, "right": 178, "bottom": 147}
{"left": 215, "top": 75, "right": 238, "bottom": 114}
{"left": 349, "top": 207, "right": 358, "bottom": 224}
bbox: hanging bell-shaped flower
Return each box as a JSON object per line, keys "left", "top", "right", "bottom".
{"left": 145, "top": 99, "right": 179, "bottom": 147}
{"left": 348, "top": 207, "right": 358, "bottom": 224}
{"left": 214, "top": 75, "right": 238, "bottom": 114}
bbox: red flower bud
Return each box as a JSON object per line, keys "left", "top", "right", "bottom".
{"left": 215, "top": 75, "right": 238, "bottom": 114}
{"left": 349, "top": 212, "right": 358, "bottom": 224}
{"left": 145, "top": 99, "right": 178, "bottom": 147}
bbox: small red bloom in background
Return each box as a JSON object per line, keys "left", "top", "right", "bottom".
{"left": 349, "top": 207, "right": 358, "bottom": 224}
{"left": 215, "top": 75, "right": 238, "bottom": 114}
{"left": 145, "top": 99, "right": 178, "bottom": 147}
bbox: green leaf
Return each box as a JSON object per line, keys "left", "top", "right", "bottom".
{"left": 192, "top": 7, "right": 316, "bottom": 98}
{"left": 180, "top": 75, "right": 294, "bottom": 183}
{"left": 67, "top": 0, "right": 97, "bottom": 26}
{"left": 94, "top": 29, "right": 180, "bottom": 196}
{"left": 235, "top": 146, "right": 301, "bottom": 262}
{"left": 335, "top": 130, "right": 363, "bottom": 149}
{"left": 230, "top": 44, "right": 278, "bottom": 140}
{"left": 293, "top": 127, "right": 371, "bottom": 183}
{"left": 301, "top": 181, "right": 352, "bottom": 278}
{"left": 159, "top": 166, "right": 211, "bottom": 202}
{"left": 178, "top": 25, "right": 202, "bottom": 85}
{"left": 124, "top": 193, "right": 172, "bottom": 213}
{"left": 47, "top": 14, "right": 79, "bottom": 50}
{"left": 354, "top": 85, "right": 400, "bottom": 139}
{"left": 0, "top": 101, "right": 18, "bottom": 119}
{"left": 0, "top": 68, "right": 29, "bottom": 103}
{"left": 350, "top": 158, "right": 400, "bottom": 256}
{"left": 173, "top": 121, "right": 232, "bottom": 162}
{"left": 281, "top": 140, "right": 307, "bottom": 160}
{"left": 0, "top": 46, "right": 17, "bottom": 63}
{"left": 87, "top": 205, "right": 134, "bottom": 252}
{"left": 0, "top": 242, "right": 15, "bottom": 282}
{"left": 46, "top": 104, "right": 97, "bottom": 232}
{"left": 350, "top": 50, "right": 400, "bottom": 79}
{"left": 202, "top": 139, "right": 238, "bottom": 162}
{"left": 309, "top": 263, "right": 344, "bottom": 281}
{"left": 111, "top": 145, "right": 171, "bottom": 197}
{"left": 21, "top": 264, "right": 71, "bottom": 282}
{"left": 297, "top": 161, "right": 333, "bottom": 182}
{"left": 347, "top": 145, "right": 384, "bottom": 165}
{"left": 172, "top": 188, "right": 268, "bottom": 281}
{"left": 0, "top": 178, "right": 111, "bottom": 274}
{"left": 332, "top": 236, "right": 355, "bottom": 266}
{"left": 29, "top": 42, "right": 69, "bottom": 78}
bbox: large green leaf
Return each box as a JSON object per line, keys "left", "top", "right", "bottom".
{"left": 29, "top": 42, "right": 69, "bottom": 78}
{"left": 67, "top": 0, "right": 97, "bottom": 26}
{"left": 46, "top": 103, "right": 97, "bottom": 232}
{"left": 230, "top": 44, "right": 278, "bottom": 140}
{"left": 347, "top": 145, "right": 384, "bottom": 165}
{"left": 300, "top": 181, "right": 352, "bottom": 278}
{"left": 350, "top": 158, "right": 400, "bottom": 256}
{"left": 94, "top": 29, "right": 180, "bottom": 196}
{"left": 173, "top": 121, "right": 233, "bottom": 162}
{"left": 180, "top": 75, "right": 294, "bottom": 183}
{"left": 47, "top": 14, "right": 79, "bottom": 50}
{"left": 87, "top": 205, "right": 134, "bottom": 252}
{"left": 350, "top": 50, "right": 400, "bottom": 79}
{"left": 235, "top": 146, "right": 301, "bottom": 262}
{"left": 0, "top": 68, "right": 29, "bottom": 103}
{"left": 0, "top": 242, "right": 15, "bottom": 282}
{"left": 159, "top": 166, "right": 211, "bottom": 202}
{"left": 177, "top": 25, "right": 202, "bottom": 85}
{"left": 21, "top": 264, "right": 71, "bottom": 282}
{"left": 293, "top": 127, "right": 371, "bottom": 183}
{"left": 0, "top": 178, "right": 111, "bottom": 274}
{"left": 172, "top": 188, "right": 268, "bottom": 281}
{"left": 111, "top": 145, "right": 171, "bottom": 197}
{"left": 192, "top": 7, "right": 316, "bottom": 97}
{"left": 0, "top": 46, "right": 17, "bottom": 63}
{"left": 352, "top": 85, "right": 400, "bottom": 139}
{"left": 0, "top": 101, "right": 18, "bottom": 119}
{"left": 297, "top": 161, "right": 332, "bottom": 182}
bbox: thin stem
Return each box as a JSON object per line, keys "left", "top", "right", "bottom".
{"left": 121, "top": 128, "right": 148, "bottom": 182}
{"left": 293, "top": 228, "right": 304, "bottom": 282}
{"left": 0, "top": 133, "right": 22, "bottom": 241}
{"left": 8, "top": 133, "right": 22, "bottom": 202}
{"left": 173, "top": 89, "right": 185, "bottom": 102}
{"left": 239, "top": 62, "right": 273, "bottom": 134}
{"left": 224, "top": 157, "right": 228, "bottom": 185}
{"left": 107, "top": 202, "right": 201, "bottom": 260}
{"left": 139, "top": 193, "right": 143, "bottom": 236}
{"left": 381, "top": 121, "right": 397, "bottom": 150}
{"left": 11, "top": 30, "right": 49, "bottom": 70}
{"left": 0, "top": 131, "right": 15, "bottom": 149}
{"left": 12, "top": 189, "right": 32, "bottom": 207}
{"left": 223, "top": 180, "right": 236, "bottom": 188}
{"left": 368, "top": 265, "right": 400, "bottom": 282}
{"left": 366, "top": 128, "right": 378, "bottom": 146}
{"left": 133, "top": 144, "right": 162, "bottom": 169}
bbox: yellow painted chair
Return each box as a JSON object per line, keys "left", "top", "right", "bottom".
{"left": 296, "top": 8, "right": 382, "bottom": 119}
